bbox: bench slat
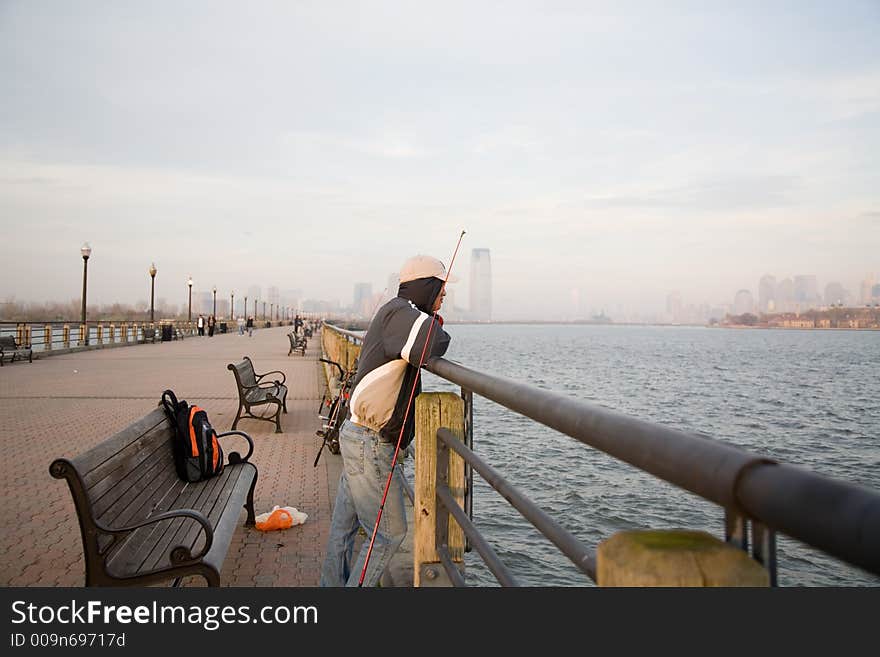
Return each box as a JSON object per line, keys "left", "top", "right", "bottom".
{"left": 143, "top": 467, "right": 246, "bottom": 572}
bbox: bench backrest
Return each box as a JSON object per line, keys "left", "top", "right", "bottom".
{"left": 0, "top": 335, "right": 18, "bottom": 349}
{"left": 229, "top": 357, "right": 258, "bottom": 388}
{"left": 50, "top": 407, "right": 180, "bottom": 564}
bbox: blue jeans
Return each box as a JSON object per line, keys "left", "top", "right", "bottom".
{"left": 320, "top": 421, "right": 407, "bottom": 587}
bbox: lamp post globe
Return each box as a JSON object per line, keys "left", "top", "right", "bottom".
{"left": 187, "top": 276, "right": 193, "bottom": 323}
{"left": 80, "top": 243, "right": 92, "bottom": 343}
{"left": 149, "top": 263, "right": 157, "bottom": 324}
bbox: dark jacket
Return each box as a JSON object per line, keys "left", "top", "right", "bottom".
{"left": 348, "top": 278, "right": 450, "bottom": 447}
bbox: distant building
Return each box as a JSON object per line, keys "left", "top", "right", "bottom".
{"left": 860, "top": 275, "right": 876, "bottom": 305}
{"left": 824, "top": 282, "right": 847, "bottom": 307}
{"left": 469, "top": 248, "right": 492, "bottom": 321}
{"left": 758, "top": 274, "right": 776, "bottom": 313}
{"left": 733, "top": 289, "right": 755, "bottom": 315}
{"left": 353, "top": 282, "right": 372, "bottom": 316}
{"left": 794, "top": 275, "right": 820, "bottom": 309}
{"left": 777, "top": 278, "right": 794, "bottom": 312}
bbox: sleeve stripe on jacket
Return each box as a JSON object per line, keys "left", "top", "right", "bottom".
{"left": 401, "top": 312, "right": 430, "bottom": 364}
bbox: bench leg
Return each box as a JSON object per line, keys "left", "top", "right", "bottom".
{"left": 274, "top": 405, "right": 282, "bottom": 433}
{"left": 282, "top": 391, "right": 288, "bottom": 414}
{"left": 231, "top": 402, "right": 243, "bottom": 431}
{"left": 245, "top": 471, "right": 257, "bottom": 526}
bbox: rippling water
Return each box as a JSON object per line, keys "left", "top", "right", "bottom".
{"left": 416, "top": 324, "right": 880, "bottom": 587}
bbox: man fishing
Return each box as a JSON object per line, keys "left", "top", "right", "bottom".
{"left": 319, "top": 254, "right": 455, "bottom": 587}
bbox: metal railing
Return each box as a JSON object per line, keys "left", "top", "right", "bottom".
{"left": 0, "top": 320, "right": 197, "bottom": 354}
{"left": 322, "top": 323, "right": 880, "bottom": 586}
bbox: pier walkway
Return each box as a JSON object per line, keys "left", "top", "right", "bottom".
{"left": 0, "top": 326, "right": 343, "bottom": 587}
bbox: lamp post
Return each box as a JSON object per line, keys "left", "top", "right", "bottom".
{"left": 212, "top": 286, "right": 217, "bottom": 317}
{"left": 81, "top": 243, "right": 91, "bottom": 344}
{"left": 253, "top": 298, "right": 257, "bottom": 320}
{"left": 149, "top": 262, "right": 157, "bottom": 324}
{"left": 262, "top": 301, "right": 266, "bottom": 320}
{"left": 187, "top": 276, "right": 193, "bottom": 323}
{"left": 230, "top": 291, "right": 234, "bottom": 320}
{"left": 270, "top": 303, "right": 274, "bottom": 322}
{"left": 244, "top": 295, "right": 247, "bottom": 319}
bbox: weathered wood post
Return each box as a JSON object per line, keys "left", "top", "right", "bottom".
{"left": 63, "top": 324, "right": 70, "bottom": 349}
{"left": 24, "top": 325, "right": 31, "bottom": 348}
{"left": 414, "top": 392, "right": 466, "bottom": 586}
{"left": 78, "top": 323, "right": 86, "bottom": 346}
{"left": 97, "top": 324, "right": 103, "bottom": 345}
{"left": 44, "top": 324, "right": 52, "bottom": 351}
{"left": 109, "top": 324, "right": 115, "bottom": 343}
{"left": 597, "top": 529, "right": 769, "bottom": 586}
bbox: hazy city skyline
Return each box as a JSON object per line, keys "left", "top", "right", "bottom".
{"left": 1, "top": 2, "right": 878, "bottom": 321}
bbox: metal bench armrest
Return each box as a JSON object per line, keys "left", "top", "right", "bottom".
{"left": 95, "top": 508, "right": 214, "bottom": 562}
{"left": 255, "top": 370, "right": 286, "bottom": 384}
{"left": 216, "top": 430, "right": 255, "bottom": 463}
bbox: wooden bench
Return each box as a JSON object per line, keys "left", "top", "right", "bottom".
{"left": 49, "top": 406, "right": 258, "bottom": 586}
{"left": 227, "top": 356, "right": 288, "bottom": 433}
{"left": 0, "top": 335, "right": 32, "bottom": 366}
{"left": 287, "top": 331, "right": 307, "bottom": 356}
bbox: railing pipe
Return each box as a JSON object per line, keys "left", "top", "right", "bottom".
{"left": 436, "top": 483, "right": 519, "bottom": 586}
{"left": 436, "top": 545, "right": 467, "bottom": 587}
{"left": 437, "top": 427, "right": 597, "bottom": 580}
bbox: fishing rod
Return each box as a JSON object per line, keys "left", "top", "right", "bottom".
{"left": 358, "top": 230, "right": 467, "bottom": 586}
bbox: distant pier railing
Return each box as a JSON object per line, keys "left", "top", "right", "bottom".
{"left": 0, "top": 319, "right": 292, "bottom": 356}
{"left": 322, "top": 322, "right": 880, "bottom": 586}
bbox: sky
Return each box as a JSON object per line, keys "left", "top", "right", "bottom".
{"left": 1, "top": 1, "right": 878, "bottom": 320}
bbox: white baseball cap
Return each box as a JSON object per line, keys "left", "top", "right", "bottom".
{"left": 399, "top": 255, "right": 459, "bottom": 284}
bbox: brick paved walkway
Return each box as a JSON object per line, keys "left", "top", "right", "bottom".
{"left": 0, "top": 326, "right": 342, "bottom": 587}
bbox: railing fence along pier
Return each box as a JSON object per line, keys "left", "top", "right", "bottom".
{"left": 0, "top": 319, "right": 294, "bottom": 356}
{"left": 321, "top": 322, "right": 880, "bottom": 587}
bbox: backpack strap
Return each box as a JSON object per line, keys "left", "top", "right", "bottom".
{"left": 162, "top": 389, "right": 181, "bottom": 421}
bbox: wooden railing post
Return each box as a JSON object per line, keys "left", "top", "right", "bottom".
{"left": 414, "top": 392, "right": 466, "bottom": 586}
{"left": 63, "top": 324, "right": 70, "bottom": 349}
{"left": 97, "top": 324, "right": 103, "bottom": 345}
{"left": 24, "top": 324, "right": 32, "bottom": 348}
{"left": 44, "top": 324, "right": 51, "bottom": 351}
{"left": 78, "top": 324, "right": 86, "bottom": 346}
{"left": 597, "top": 529, "right": 769, "bottom": 586}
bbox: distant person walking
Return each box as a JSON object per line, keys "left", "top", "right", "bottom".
{"left": 246, "top": 316, "right": 254, "bottom": 337}
{"left": 237, "top": 315, "right": 245, "bottom": 336}
{"left": 197, "top": 314, "right": 205, "bottom": 336}
{"left": 207, "top": 314, "right": 216, "bottom": 337}
{"left": 294, "top": 314, "right": 303, "bottom": 335}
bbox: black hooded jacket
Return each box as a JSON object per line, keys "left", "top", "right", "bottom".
{"left": 347, "top": 277, "right": 451, "bottom": 446}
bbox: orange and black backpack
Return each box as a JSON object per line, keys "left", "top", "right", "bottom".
{"left": 161, "top": 389, "right": 224, "bottom": 482}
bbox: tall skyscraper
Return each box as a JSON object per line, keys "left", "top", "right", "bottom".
{"left": 353, "top": 282, "right": 372, "bottom": 316}
{"left": 824, "top": 282, "right": 846, "bottom": 306}
{"left": 469, "top": 248, "right": 492, "bottom": 321}
{"left": 758, "top": 275, "right": 776, "bottom": 313}
{"left": 861, "top": 275, "right": 876, "bottom": 305}
{"left": 733, "top": 289, "right": 755, "bottom": 315}
{"left": 793, "top": 275, "right": 819, "bottom": 309}
{"left": 777, "top": 278, "right": 794, "bottom": 312}
{"left": 387, "top": 273, "right": 400, "bottom": 299}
